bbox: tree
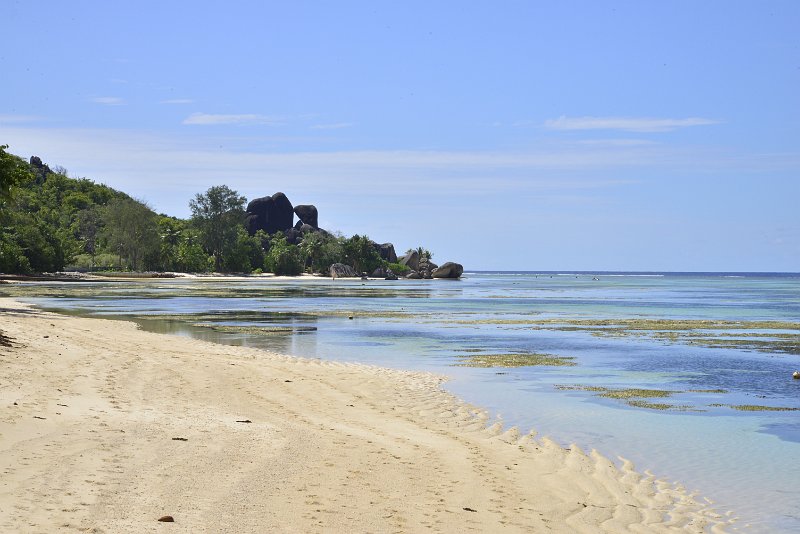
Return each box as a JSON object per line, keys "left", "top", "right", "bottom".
{"left": 189, "top": 185, "right": 246, "bottom": 272}
{"left": 175, "top": 229, "right": 211, "bottom": 273}
{"left": 343, "top": 234, "right": 381, "bottom": 274}
{"left": 75, "top": 207, "right": 101, "bottom": 269}
{"left": 0, "top": 144, "right": 32, "bottom": 204}
{"left": 299, "top": 232, "right": 324, "bottom": 273}
{"left": 264, "top": 233, "right": 304, "bottom": 275}
{"left": 101, "top": 198, "right": 160, "bottom": 271}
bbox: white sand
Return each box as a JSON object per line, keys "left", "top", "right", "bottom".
{"left": 0, "top": 297, "right": 732, "bottom": 532}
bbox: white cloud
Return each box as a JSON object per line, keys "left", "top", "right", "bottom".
{"left": 544, "top": 115, "right": 720, "bottom": 132}
{"left": 182, "top": 113, "right": 283, "bottom": 125}
{"left": 310, "top": 122, "right": 354, "bottom": 130}
{"left": 160, "top": 99, "right": 195, "bottom": 105}
{"left": 0, "top": 115, "right": 40, "bottom": 124}
{"left": 91, "top": 96, "right": 125, "bottom": 106}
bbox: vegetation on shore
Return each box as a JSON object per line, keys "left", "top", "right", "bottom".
{"left": 0, "top": 146, "right": 428, "bottom": 276}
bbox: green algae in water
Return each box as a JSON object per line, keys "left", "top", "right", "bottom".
{"left": 709, "top": 404, "right": 800, "bottom": 412}
{"left": 456, "top": 353, "right": 577, "bottom": 368}
{"left": 192, "top": 324, "right": 315, "bottom": 335}
{"left": 626, "top": 400, "right": 677, "bottom": 411}
{"left": 555, "top": 385, "right": 674, "bottom": 398}
{"left": 553, "top": 385, "right": 712, "bottom": 411}
{"left": 597, "top": 388, "right": 673, "bottom": 400}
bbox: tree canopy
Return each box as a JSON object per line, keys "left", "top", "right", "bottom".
{"left": 189, "top": 185, "right": 246, "bottom": 272}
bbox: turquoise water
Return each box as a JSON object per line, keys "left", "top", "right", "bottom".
{"left": 5, "top": 272, "right": 800, "bottom": 532}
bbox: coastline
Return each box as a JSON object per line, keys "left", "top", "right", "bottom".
{"left": 0, "top": 297, "right": 732, "bottom": 532}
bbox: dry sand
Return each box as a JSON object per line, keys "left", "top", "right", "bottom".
{"left": 0, "top": 297, "right": 733, "bottom": 533}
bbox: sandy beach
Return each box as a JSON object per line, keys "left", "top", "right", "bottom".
{"left": 0, "top": 297, "right": 731, "bottom": 533}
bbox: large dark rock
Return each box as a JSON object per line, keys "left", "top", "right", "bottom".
{"left": 285, "top": 228, "right": 303, "bottom": 245}
{"left": 405, "top": 271, "right": 422, "bottom": 279}
{"left": 372, "top": 242, "right": 397, "bottom": 263}
{"left": 432, "top": 262, "right": 464, "bottom": 279}
{"left": 294, "top": 204, "right": 318, "bottom": 228}
{"left": 271, "top": 192, "right": 294, "bottom": 231}
{"left": 245, "top": 192, "right": 295, "bottom": 235}
{"left": 29, "top": 156, "right": 52, "bottom": 183}
{"left": 398, "top": 250, "right": 419, "bottom": 271}
{"left": 330, "top": 263, "right": 358, "bottom": 278}
{"left": 244, "top": 213, "right": 261, "bottom": 236}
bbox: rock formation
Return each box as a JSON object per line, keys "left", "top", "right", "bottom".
{"left": 294, "top": 204, "right": 318, "bottom": 228}
{"left": 330, "top": 263, "right": 359, "bottom": 278}
{"left": 398, "top": 250, "right": 419, "bottom": 271}
{"left": 245, "top": 192, "right": 295, "bottom": 235}
{"left": 372, "top": 242, "right": 397, "bottom": 263}
{"left": 432, "top": 262, "right": 464, "bottom": 279}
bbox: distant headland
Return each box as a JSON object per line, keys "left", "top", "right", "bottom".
{"left": 0, "top": 147, "right": 462, "bottom": 279}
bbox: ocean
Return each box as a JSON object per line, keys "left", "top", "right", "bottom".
{"left": 5, "top": 271, "right": 799, "bottom": 532}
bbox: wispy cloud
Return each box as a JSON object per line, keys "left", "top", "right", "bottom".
{"left": 0, "top": 115, "right": 41, "bottom": 124}
{"left": 183, "top": 113, "right": 283, "bottom": 125}
{"left": 160, "top": 99, "right": 194, "bottom": 105}
{"left": 544, "top": 115, "right": 720, "bottom": 133}
{"left": 91, "top": 96, "right": 125, "bottom": 106}
{"left": 310, "top": 122, "right": 354, "bottom": 130}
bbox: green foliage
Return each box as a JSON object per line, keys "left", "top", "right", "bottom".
{"left": 342, "top": 234, "right": 382, "bottom": 274}
{"left": 264, "top": 233, "right": 304, "bottom": 276}
{"left": 0, "top": 149, "right": 132, "bottom": 273}
{"left": 0, "top": 238, "right": 31, "bottom": 273}
{"left": 169, "top": 227, "right": 209, "bottom": 273}
{"left": 0, "top": 145, "right": 32, "bottom": 203}
{"left": 66, "top": 253, "right": 119, "bottom": 271}
{"left": 189, "top": 185, "right": 246, "bottom": 272}
{"left": 221, "top": 227, "right": 264, "bottom": 273}
{"left": 101, "top": 198, "right": 161, "bottom": 271}
{"left": 299, "top": 231, "right": 345, "bottom": 273}
{"left": 385, "top": 262, "right": 410, "bottom": 275}
{"left": 316, "top": 234, "right": 345, "bottom": 273}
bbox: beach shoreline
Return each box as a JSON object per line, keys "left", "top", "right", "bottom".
{"left": 0, "top": 297, "right": 732, "bottom": 532}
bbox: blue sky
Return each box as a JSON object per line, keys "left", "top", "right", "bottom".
{"left": 2, "top": 1, "right": 798, "bottom": 271}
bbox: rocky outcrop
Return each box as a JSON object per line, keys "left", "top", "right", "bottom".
{"left": 245, "top": 192, "right": 295, "bottom": 235}
{"left": 330, "top": 263, "right": 359, "bottom": 278}
{"left": 372, "top": 242, "right": 397, "bottom": 263}
{"left": 285, "top": 227, "right": 303, "bottom": 245}
{"left": 294, "top": 204, "right": 318, "bottom": 228}
{"left": 385, "top": 270, "right": 398, "bottom": 280}
{"left": 29, "top": 156, "right": 52, "bottom": 183}
{"left": 417, "top": 258, "right": 438, "bottom": 279}
{"left": 271, "top": 192, "right": 294, "bottom": 231}
{"left": 398, "top": 250, "right": 419, "bottom": 271}
{"left": 405, "top": 271, "right": 421, "bottom": 279}
{"left": 432, "top": 262, "right": 463, "bottom": 279}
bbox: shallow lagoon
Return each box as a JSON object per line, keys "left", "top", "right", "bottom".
{"left": 5, "top": 272, "right": 800, "bottom": 532}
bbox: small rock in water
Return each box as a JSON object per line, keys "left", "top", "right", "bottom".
{"left": 157, "top": 515, "right": 174, "bottom": 522}
{"left": 793, "top": 370, "right": 800, "bottom": 380}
